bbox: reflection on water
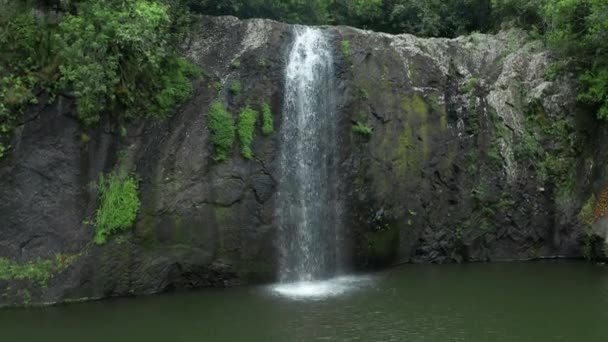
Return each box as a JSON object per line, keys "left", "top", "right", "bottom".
{"left": 1, "top": 261, "right": 608, "bottom": 342}
{"left": 270, "top": 275, "right": 373, "bottom": 299}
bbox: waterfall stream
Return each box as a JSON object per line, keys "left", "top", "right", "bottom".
{"left": 275, "top": 26, "right": 343, "bottom": 287}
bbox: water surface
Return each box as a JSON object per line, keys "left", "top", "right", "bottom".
{"left": 2, "top": 261, "right": 607, "bottom": 342}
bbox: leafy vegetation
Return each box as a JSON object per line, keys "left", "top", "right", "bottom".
{"left": 229, "top": 80, "right": 242, "bottom": 95}
{"left": 94, "top": 165, "right": 141, "bottom": 245}
{"left": 230, "top": 58, "right": 241, "bottom": 69}
{"left": 0, "top": 254, "right": 80, "bottom": 286}
{"left": 208, "top": 101, "right": 235, "bottom": 161}
{"left": 352, "top": 121, "right": 373, "bottom": 137}
{"left": 0, "top": 0, "right": 197, "bottom": 158}
{"left": 261, "top": 102, "right": 274, "bottom": 135}
{"left": 340, "top": 40, "right": 351, "bottom": 58}
{"left": 238, "top": 107, "right": 258, "bottom": 159}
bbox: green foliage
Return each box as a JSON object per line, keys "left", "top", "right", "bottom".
{"left": 230, "top": 58, "right": 241, "bottom": 69}
{"left": 0, "top": 0, "right": 195, "bottom": 158}
{"left": 0, "top": 254, "right": 80, "bottom": 286}
{"left": 542, "top": 0, "right": 608, "bottom": 121}
{"left": 55, "top": 0, "right": 195, "bottom": 126}
{"left": 257, "top": 58, "right": 268, "bottom": 68}
{"left": 515, "top": 101, "right": 578, "bottom": 200}
{"left": 237, "top": 106, "right": 258, "bottom": 159}
{"left": 340, "top": 40, "right": 351, "bottom": 58}
{"left": 471, "top": 182, "right": 488, "bottom": 203}
{"left": 464, "top": 78, "right": 479, "bottom": 94}
{"left": 208, "top": 101, "right": 235, "bottom": 161}
{"left": 579, "top": 194, "right": 596, "bottom": 225}
{"left": 261, "top": 102, "right": 274, "bottom": 135}
{"left": 0, "top": 3, "right": 51, "bottom": 159}
{"left": 466, "top": 150, "right": 479, "bottom": 174}
{"left": 94, "top": 166, "right": 141, "bottom": 245}
{"left": 229, "top": 80, "right": 242, "bottom": 95}
{"left": 490, "top": 0, "right": 545, "bottom": 30}
{"left": 153, "top": 57, "right": 201, "bottom": 118}
{"left": 352, "top": 121, "right": 373, "bottom": 137}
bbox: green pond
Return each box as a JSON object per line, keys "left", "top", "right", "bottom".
{"left": 1, "top": 261, "right": 607, "bottom": 342}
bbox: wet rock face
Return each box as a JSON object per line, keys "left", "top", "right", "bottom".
{"left": 0, "top": 15, "right": 603, "bottom": 307}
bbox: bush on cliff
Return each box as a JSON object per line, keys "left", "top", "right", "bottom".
{"left": 238, "top": 107, "right": 258, "bottom": 160}
{"left": 261, "top": 102, "right": 274, "bottom": 136}
{"left": 94, "top": 167, "right": 141, "bottom": 245}
{"left": 208, "top": 101, "right": 236, "bottom": 161}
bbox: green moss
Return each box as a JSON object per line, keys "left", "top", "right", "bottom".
{"left": 172, "top": 214, "right": 185, "bottom": 241}
{"left": 229, "top": 80, "right": 242, "bottom": 95}
{"left": 352, "top": 121, "right": 372, "bottom": 137}
{"left": 340, "top": 40, "right": 351, "bottom": 58}
{"left": 401, "top": 94, "right": 429, "bottom": 119}
{"left": 354, "top": 87, "right": 368, "bottom": 100}
{"left": 0, "top": 254, "right": 79, "bottom": 287}
{"left": 80, "top": 133, "right": 91, "bottom": 144}
{"left": 207, "top": 101, "right": 235, "bottom": 161}
{"left": 136, "top": 213, "right": 158, "bottom": 246}
{"left": 213, "top": 206, "right": 229, "bottom": 222}
{"left": 579, "top": 195, "right": 597, "bottom": 225}
{"left": 408, "top": 62, "right": 422, "bottom": 84}
{"left": 237, "top": 106, "right": 258, "bottom": 160}
{"left": 394, "top": 123, "right": 414, "bottom": 177}
{"left": 261, "top": 102, "right": 274, "bottom": 135}
{"left": 420, "top": 122, "right": 430, "bottom": 159}
{"left": 94, "top": 166, "right": 141, "bottom": 245}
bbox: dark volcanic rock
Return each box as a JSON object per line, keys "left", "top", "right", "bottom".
{"left": 0, "top": 15, "right": 605, "bottom": 307}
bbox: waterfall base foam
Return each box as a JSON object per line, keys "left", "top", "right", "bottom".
{"left": 269, "top": 275, "right": 372, "bottom": 300}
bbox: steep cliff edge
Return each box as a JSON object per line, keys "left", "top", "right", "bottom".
{"left": 0, "top": 15, "right": 606, "bottom": 307}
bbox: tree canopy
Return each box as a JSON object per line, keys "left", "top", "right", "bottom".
{"left": 1, "top": 0, "right": 607, "bottom": 159}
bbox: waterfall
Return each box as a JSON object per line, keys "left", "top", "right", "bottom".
{"left": 276, "top": 26, "right": 342, "bottom": 283}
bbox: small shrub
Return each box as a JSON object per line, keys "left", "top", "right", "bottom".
{"left": 208, "top": 101, "right": 235, "bottom": 161}
{"left": 261, "top": 102, "right": 274, "bottom": 135}
{"left": 231, "top": 58, "right": 241, "bottom": 69}
{"left": 464, "top": 78, "right": 478, "bottom": 94}
{"left": 352, "top": 121, "right": 372, "bottom": 137}
{"left": 340, "top": 40, "right": 351, "bottom": 58}
{"left": 229, "top": 80, "right": 242, "bottom": 95}
{"left": 151, "top": 57, "right": 200, "bottom": 118}
{"left": 238, "top": 107, "right": 258, "bottom": 159}
{"left": 94, "top": 168, "right": 141, "bottom": 245}
{"left": 544, "top": 62, "right": 562, "bottom": 81}
{"left": 257, "top": 58, "right": 268, "bottom": 67}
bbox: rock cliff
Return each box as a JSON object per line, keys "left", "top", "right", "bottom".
{"left": 1, "top": 15, "right": 606, "bottom": 307}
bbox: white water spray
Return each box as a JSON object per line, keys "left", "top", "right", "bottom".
{"left": 276, "top": 26, "right": 341, "bottom": 282}
{"left": 272, "top": 26, "right": 368, "bottom": 298}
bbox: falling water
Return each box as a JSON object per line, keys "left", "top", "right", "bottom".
{"left": 275, "top": 26, "right": 342, "bottom": 286}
